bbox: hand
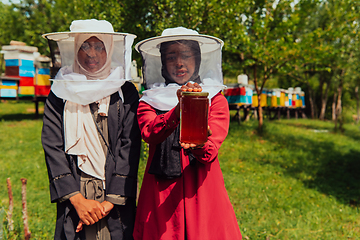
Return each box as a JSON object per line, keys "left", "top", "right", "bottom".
{"left": 175, "top": 82, "right": 202, "bottom": 118}
{"left": 70, "top": 193, "right": 105, "bottom": 228}
{"left": 101, "top": 200, "right": 114, "bottom": 217}
{"left": 176, "top": 82, "right": 202, "bottom": 102}
{"left": 75, "top": 200, "right": 114, "bottom": 232}
{"left": 180, "top": 126, "right": 212, "bottom": 149}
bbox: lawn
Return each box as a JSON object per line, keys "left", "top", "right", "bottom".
{"left": 0, "top": 100, "right": 359, "bottom": 239}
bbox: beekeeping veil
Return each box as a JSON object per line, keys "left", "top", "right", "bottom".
{"left": 42, "top": 19, "right": 137, "bottom": 184}
{"left": 43, "top": 19, "right": 136, "bottom": 105}
{"left": 135, "top": 27, "right": 225, "bottom": 111}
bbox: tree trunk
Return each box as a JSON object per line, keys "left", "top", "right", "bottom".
{"left": 334, "top": 71, "right": 344, "bottom": 131}
{"left": 319, "top": 82, "right": 330, "bottom": 120}
{"left": 258, "top": 105, "right": 263, "bottom": 129}
{"left": 253, "top": 65, "right": 264, "bottom": 129}
{"left": 332, "top": 92, "right": 337, "bottom": 121}
{"left": 355, "top": 86, "right": 359, "bottom": 124}
{"left": 257, "top": 93, "right": 263, "bottom": 128}
{"left": 335, "top": 84, "right": 343, "bottom": 130}
{"left": 245, "top": 107, "right": 251, "bottom": 121}
{"left": 306, "top": 83, "right": 315, "bottom": 119}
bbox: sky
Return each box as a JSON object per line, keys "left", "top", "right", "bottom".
{"left": 1, "top": 0, "right": 20, "bottom": 4}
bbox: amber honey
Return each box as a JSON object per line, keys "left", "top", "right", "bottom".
{"left": 180, "top": 92, "right": 209, "bottom": 145}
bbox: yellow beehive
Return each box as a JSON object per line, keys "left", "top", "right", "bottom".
{"left": 252, "top": 94, "right": 258, "bottom": 107}
{"left": 36, "top": 74, "right": 51, "bottom": 86}
{"left": 18, "top": 86, "right": 35, "bottom": 95}
{"left": 280, "top": 90, "right": 285, "bottom": 107}
{"left": 296, "top": 98, "right": 302, "bottom": 108}
{"left": 271, "top": 95, "right": 277, "bottom": 107}
{"left": 260, "top": 92, "right": 267, "bottom": 107}
{"left": 0, "top": 85, "right": 18, "bottom": 90}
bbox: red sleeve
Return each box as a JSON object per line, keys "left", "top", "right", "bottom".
{"left": 137, "top": 101, "right": 180, "bottom": 145}
{"left": 190, "top": 92, "right": 229, "bottom": 164}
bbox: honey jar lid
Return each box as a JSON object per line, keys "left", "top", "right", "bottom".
{"left": 181, "top": 91, "right": 209, "bottom": 97}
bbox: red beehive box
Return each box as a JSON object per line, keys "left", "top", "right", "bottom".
{"left": 35, "top": 85, "right": 51, "bottom": 96}
{"left": 19, "top": 76, "right": 34, "bottom": 86}
{"left": 224, "top": 87, "right": 240, "bottom": 96}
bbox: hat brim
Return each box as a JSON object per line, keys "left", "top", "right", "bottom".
{"left": 42, "top": 32, "right": 136, "bottom": 41}
{"left": 135, "top": 34, "right": 223, "bottom": 56}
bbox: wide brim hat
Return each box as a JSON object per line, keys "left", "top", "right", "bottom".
{"left": 42, "top": 19, "right": 136, "bottom": 80}
{"left": 42, "top": 19, "right": 136, "bottom": 41}
{"left": 135, "top": 27, "right": 223, "bottom": 56}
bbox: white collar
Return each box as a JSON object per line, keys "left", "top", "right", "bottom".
{"left": 51, "top": 66, "right": 127, "bottom": 105}
{"left": 140, "top": 78, "right": 226, "bottom": 111}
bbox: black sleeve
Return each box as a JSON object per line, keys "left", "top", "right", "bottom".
{"left": 106, "top": 82, "right": 142, "bottom": 198}
{"left": 41, "top": 91, "right": 80, "bottom": 203}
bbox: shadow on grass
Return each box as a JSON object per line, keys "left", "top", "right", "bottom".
{"left": 264, "top": 124, "right": 360, "bottom": 207}
{"left": 0, "top": 113, "right": 44, "bottom": 121}
{"left": 228, "top": 120, "right": 360, "bottom": 207}
{"left": 280, "top": 120, "right": 360, "bottom": 142}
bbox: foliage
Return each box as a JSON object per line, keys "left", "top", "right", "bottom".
{"left": 0, "top": 0, "right": 359, "bottom": 120}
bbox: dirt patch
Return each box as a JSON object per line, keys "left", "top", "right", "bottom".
{"left": 26, "top": 107, "right": 44, "bottom": 113}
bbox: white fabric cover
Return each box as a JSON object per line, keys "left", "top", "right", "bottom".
{"left": 136, "top": 27, "right": 225, "bottom": 110}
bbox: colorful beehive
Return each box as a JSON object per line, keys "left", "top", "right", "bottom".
{"left": 270, "top": 90, "right": 278, "bottom": 107}
{"left": 224, "top": 83, "right": 250, "bottom": 106}
{"left": 239, "top": 85, "right": 246, "bottom": 104}
{"left": 288, "top": 88, "right": 293, "bottom": 108}
{"left": 0, "top": 79, "right": 18, "bottom": 98}
{"left": 267, "top": 90, "right": 272, "bottom": 107}
{"left": 18, "top": 76, "right": 35, "bottom": 96}
{"left": 294, "top": 87, "right": 302, "bottom": 108}
{"left": 275, "top": 89, "right": 281, "bottom": 106}
{"left": 224, "top": 82, "right": 305, "bottom": 112}
{"left": 280, "top": 89, "right": 285, "bottom": 107}
{"left": 245, "top": 87, "right": 253, "bottom": 105}
{"left": 300, "top": 91, "right": 305, "bottom": 108}
{"left": 260, "top": 90, "right": 267, "bottom": 107}
{"left": 224, "top": 85, "right": 241, "bottom": 104}
{"left": 2, "top": 42, "right": 38, "bottom": 97}
{"left": 252, "top": 91, "right": 258, "bottom": 107}
{"left": 34, "top": 55, "right": 52, "bottom": 96}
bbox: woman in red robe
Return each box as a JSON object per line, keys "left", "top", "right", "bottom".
{"left": 133, "top": 27, "right": 242, "bottom": 240}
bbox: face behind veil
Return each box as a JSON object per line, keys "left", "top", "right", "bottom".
{"left": 160, "top": 40, "right": 201, "bottom": 85}
{"left": 74, "top": 33, "right": 114, "bottom": 80}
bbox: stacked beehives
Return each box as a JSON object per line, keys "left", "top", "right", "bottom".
{"left": 1, "top": 41, "right": 51, "bottom": 98}
{"left": 1, "top": 41, "right": 38, "bottom": 97}
{"left": 224, "top": 74, "right": 306, "bottom": 109}
{"left": 34, "top": 55, "right": 51, "bottom": 96}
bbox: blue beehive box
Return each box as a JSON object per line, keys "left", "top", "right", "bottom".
{"left": 240, "top": 95, "right": 247, "bottom": 104}
{"left": 5, "top": 59, "right": 19, "bottom": 66}
{"left": 19, "top": 65, "right": 35, "bottom": 77}
{"left": 0, "top": 88, "right": 17, "bottom": 97}
{"left": 246, "top": 88, "right": 253, "bottom": 104}
{"left": 1, "top": 80, "right": 17, "bottom": 86}
{"left": 20, "top": 59, "right": 34, "bottom": 67}
{"left": 38, "top": 68, "right": 50, "bottom": 75}
{"left": 226, "top": 95, "right": 241, "bottom": 104}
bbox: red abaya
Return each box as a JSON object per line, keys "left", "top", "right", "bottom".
{"left": 133, "top": 92, "right": 242, "bottom": 240}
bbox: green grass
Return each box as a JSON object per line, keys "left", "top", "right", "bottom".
{"left": 0, "top": 100, "right": 54, "bottom": 239}
{"left": 1, "top": 101, "right": 359, "bottom": 239}
{"left": 222, "top": 114, "right": 360, "bottom": 239}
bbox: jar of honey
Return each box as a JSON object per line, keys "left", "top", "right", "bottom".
{"left": 180, "top": 91, "right": 209, "bottom": 145}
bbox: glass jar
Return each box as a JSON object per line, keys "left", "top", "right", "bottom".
{"left": 180, "top": 91, "right": 209, "bottom": 145}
